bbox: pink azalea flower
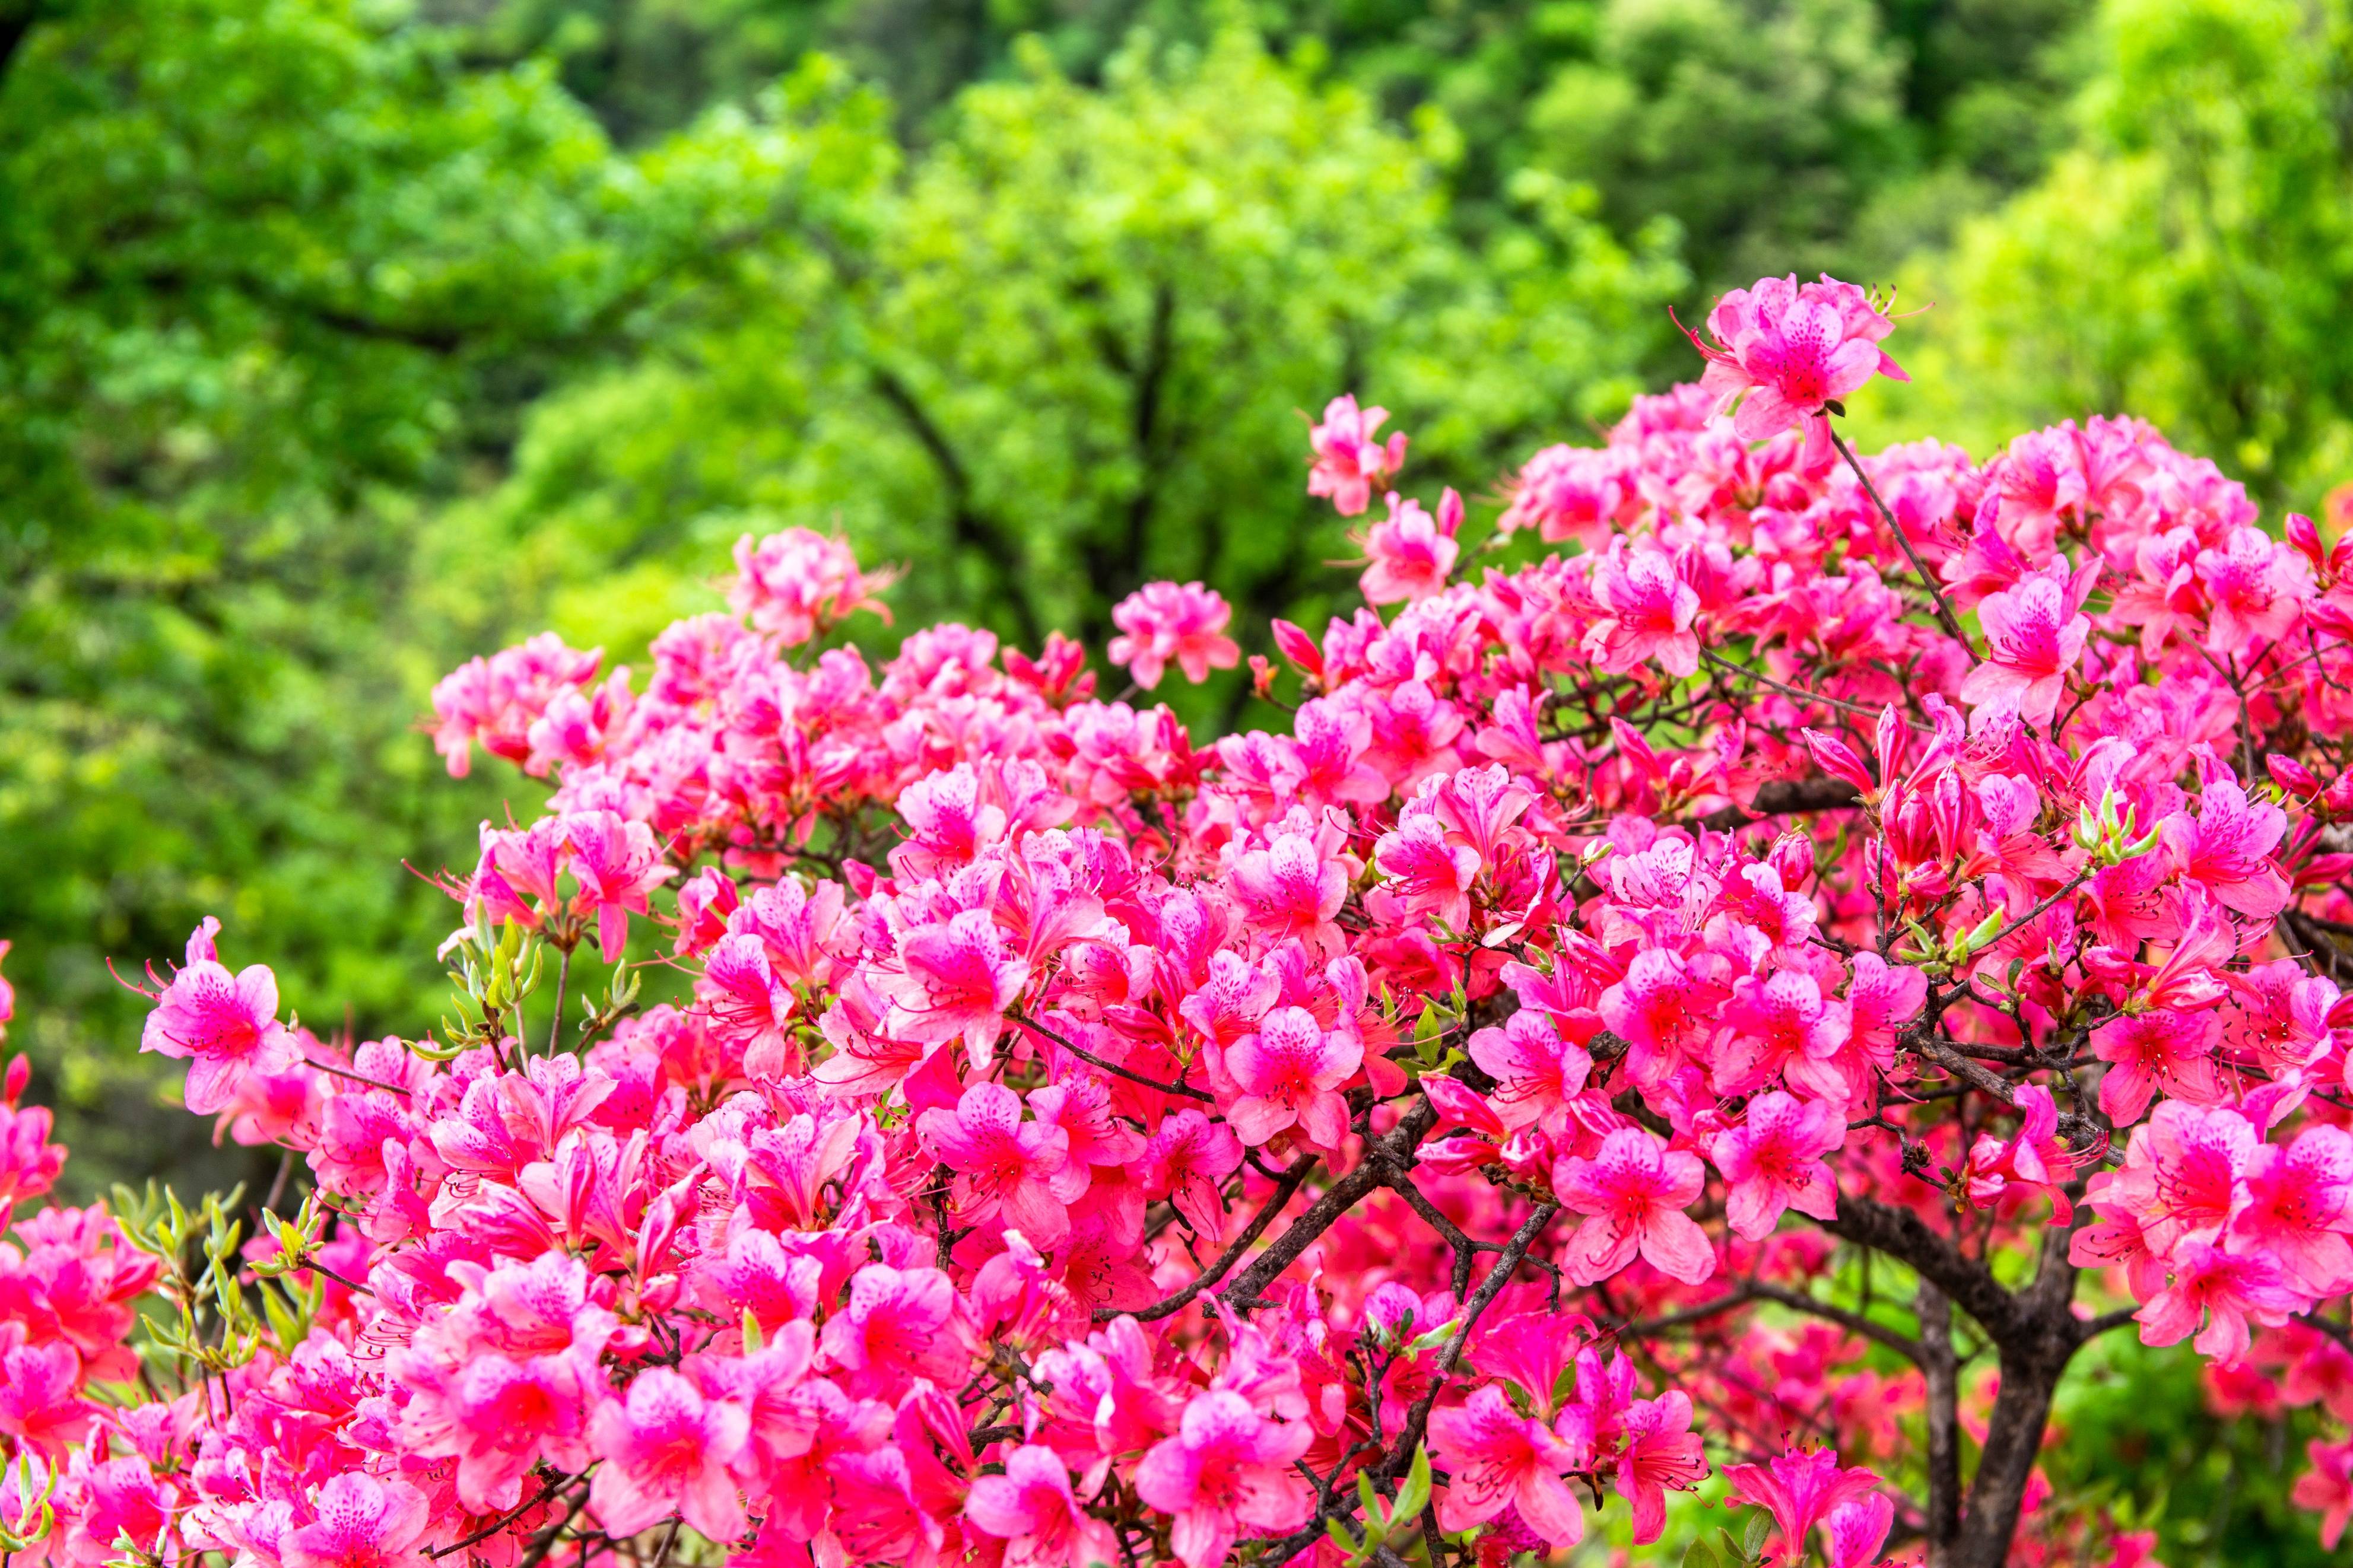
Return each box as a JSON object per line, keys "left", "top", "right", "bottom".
{"left": 588, "top": 1367, "right": 751, "bottom": 1542}
{"left": 1358, "top": 489, "right": 1462, "bottom": 605}
{"left": 1823, "top": 1493, "right": 1895, "bottom": 1568}
{"left": 1614, "top": 1391, "right": 1708, "bottom": 1544}
{"left": 964, "top": 1445, "right": 1120, "bottom": 1568}
{"left": 1226, "top": 833, "right": 1349, "bottom": 956}
{"left": 1466, "top": 1009, "right": 1592, "bottom": 1137}
{"left": 1138, "top": 1111, "right": 1246, "bottom": 1238}
{"left": 1373, "top": 811, "right": 1483, "bottom": 930}
{"left": 2292, "top": 1436, "right": 2353, "bottom": 1550}
{"left": 1711, "top": 970, "right": 1853, "bottom": 1099}
{"left": 1107, "top": 582, "right": 1242, "bottom": 690}
{"left": 0, "top": 1334, "right": 93, "bottom": 1455}
{"left": 1427, "top": 1385, "right": 1587, "bottom": 1548}
{"left": 2195, "top": 525, "right": 2312, "bottom": 654}
{"left": 1224, "top": 1006, "right": 1362, "bottom": 1150}
{"left": 729, "top": 527, "right": 891, "bottom": 645}
{"left": 1307, "top": 395, "right": 1407, "bottom": 517}
{"left": 1553, "top": 1128, "right": 1715, "bottom": 1286}
{"left": 2134, "top": 1240, "right": 2301, "bottom": 1362}
{"left": 877, "top": 908, "right": 1030, "bottom": 1069}
{"left": 1958, "top": 558, "right": 2095, "bottom": 725}
{"left": 280, "top": 1474, "right": 430, "bottom": 1568}
{"left": 2229, "top": 1125, "right": 2353, "bottom": 1297}
{"left": 2164, "top": 779, "right": 2291, "bottom": 919}
{"left": 1709, "top": 1090, "right": 1844, "bottom": 1239}
{"left": 1584, "top": 539, "right": 1701, "bottom": 679}
{"left": 138, "top": 919, "right": 300, "bottom": 1117}
{"left": 2091, "top": 1007, "right": 2224, "bottom": 1126}
{"left": 1132, "top": 1389, "right": 1313, "bottom": 1568}
{"left": 917, "top": 1082, "right": 1088, "bottom": 1247}
{"left": 1684, "top": 273, "right": 1907, "bottom": 460}
{"left": 1722, "top": 1448, "right": 1881, "bottom": 1560}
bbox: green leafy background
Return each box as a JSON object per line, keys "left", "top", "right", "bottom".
{"left": 4, "top": 0, "right": 2349, "bottom": 1556}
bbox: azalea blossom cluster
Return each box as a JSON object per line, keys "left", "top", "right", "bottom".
{"left": 9, "top": 273, "right": 2353, "bottom": 1568}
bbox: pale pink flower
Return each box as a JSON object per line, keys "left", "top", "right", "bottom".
{"left": 1307, "top": 395, "right": 1407, "bottom": 516}
{"left": 1224, "top": 1006, "right": 1362, "bottom": 1150}
{"left": 1709, "top": 1090, "right": 1844, "bottom": 1239}
{"left": 1132, "top": 1389, "right": 1313, "bottom": 1568}
{"left": 1427, "top": 1385, "right": 1587, "bottom": 1548}
{"left": 1685, "top": 273, "right": 1907, "bottom": 460}
{"left": 589, "top": 1367, "right": 751, "bottom": 1541}
{"left": 1553, "top": 1128, "right": 1715, "bottom": 1286}
{"left": 964, "top": 1445, "right": 1120, "bottom": 1568}
{"left": 1226, "top": 833, "right": 1349, "bottom": 956}
{"left": 280, "top": 1475, "right": 430, "bottom": 1568}
{"left": 1107, "top": 582, "right": 1241, "bottom": 689}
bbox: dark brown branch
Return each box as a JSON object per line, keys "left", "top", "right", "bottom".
{"left": 1012, "top": 1012, "right": 1212, "bottom": 1102}
{"left": 1107, "top": 1155, "right": 1319, "bottom": 1324}
{"left": 1222, "top": 1098, "right": 1440, "bottom": 1311}
{"left": 1691, "top": 775, "right": 1867, "bottom": 831}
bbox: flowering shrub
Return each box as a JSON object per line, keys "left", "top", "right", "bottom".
{"left": 7, "top": 273, "right": 2353, "bottom": 1568}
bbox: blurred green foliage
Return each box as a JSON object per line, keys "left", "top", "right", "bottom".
{"left": 4, "top": 0, "right": 2353, "bottom": 1550}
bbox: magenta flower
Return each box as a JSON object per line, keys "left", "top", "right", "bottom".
{"left": 1584, "top": 539, "right": 1700, "bottom": 679}
{"left": 1685, "top": 273, "right": 1907, "bottom": 460}
{"left": 916, "top": 1082, "right": 1088, "bottom": 1247}
{"left": 877, "top": 908, "right": 1030, "bottom": 1068}
{"left": 1107, "top": 581, "right": 1241, "bottom": 690}
{"left": 138, "top": 919, "right": 299, "bottom": 1117}
{"left": 1373, "top": 810, "right": 1482, "bottom": 930}
{"left": 1466, "top": 1008, "right": 1592, "bottom": 1137}
{"left": 1132, "top": 1389, "right": 1313, "bottom": 1568}
{"left": 1614, "top": 1391, "right": 1708, "bottom": 1544}
{"left": 963, "top": 1445, "right": 1119, "bottom": 1568}
{"left": 2229, "top": 1125, "right": 2353, "bottom": 1297}
{"left": 1139, "top": 1111, "right": 1245, "bottom": 1238}
{"left": 1427, "top": 1385, "right": 1587, "bottom": 1548}
{"left": 2292, "top": 1437, "right": 2353, "bottom": 1550}
{"left": 2164, "top": 779, "right": 2291, "bottom": 920}
{"left": 1224, "top": 1006, "right": 1362, "bottom": 1150}
{"left": 729, "top": 526, "right": 891, "bottom": 646}
{"left": 2091, "top": 1007, "right": 2224, "bottom": 1126}
{"left": 280, "top": 1475, "right": 430, "bottom": 1568}
{"left": 1958, "top": 558, "right": 2095, "bottom": 724}
{"left": 588, "top": 1367, "right": 751, "bottom": 1542}
{"left": 1709, "top": 1090, "right": 1845, "bottom": 1239}
{"left": 1554, "top": 1128, "right": 1714, "bottom": 1286}
{"left": 1722, "top": 1448, "right": 1881, "bottom": 1561}
{"left": 1358, "top": 489, "right": 1461, "bottom": 605}
{"left": 2134, "top": 1240, "right": 2301, "bottom": 1362}
{"left": 1306, "top": 394, "right": 1406, "bottom": 517}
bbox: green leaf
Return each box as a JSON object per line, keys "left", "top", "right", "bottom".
{"left": 1682, "top": 1540, "right": 1721, "bottom": 1568}
{"left": 1743, "top": 1509, "right": 1773, "bottom": 1557}
{"left": 1393, "top": 1446, "right": 1432, "bottom": 1524}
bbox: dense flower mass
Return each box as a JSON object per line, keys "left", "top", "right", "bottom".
{"left": 10, "top": 275, "right": 2353, "bottom": 1568}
